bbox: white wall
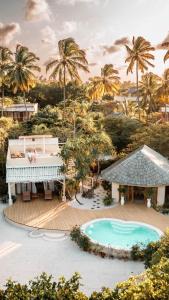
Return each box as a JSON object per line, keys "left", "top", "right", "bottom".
{"left": 112, "top": 183, "right": 119, "bottom": 203}
{"left": 157, "top": 186, "right": 165, "bottom": 206}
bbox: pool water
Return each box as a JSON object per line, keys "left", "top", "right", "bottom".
{"left": 82, "top": 219, "right": 161, "bottom": 250}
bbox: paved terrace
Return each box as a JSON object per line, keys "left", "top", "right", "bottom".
{"left": 4, "top": 199, "right": 169, "bottom": 231}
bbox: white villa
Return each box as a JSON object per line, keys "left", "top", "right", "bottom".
{"left": 101, "top": 145, "right": 169, "bottom": 207}
{"left": 6, "top": 135, "right": 65, "bottom": 205}
{"left": 2, "top": 103, "right": 38, "bottom": 122}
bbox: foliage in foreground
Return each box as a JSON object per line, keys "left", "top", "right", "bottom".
{"left": 130, "top": 230, "right": 169, "bottom": 269}
{"left": 0, "top": 257, "right": 169, "bottom": 299}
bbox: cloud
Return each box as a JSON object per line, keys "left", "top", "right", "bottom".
{"left": 156, "top": 32, "right": 169, "bottom": 49}
{"left": 41, "top": 26, "right": 56, "bottom": 45}
{"left": 117, "top": 64, "right": 127, "bottom": 71}
{"left": 57, "top": 0, "right": 102, "bottom": 5}
{"left": 25, "top": 0, "right": 51, "bottom": 21}
{"left": 61, "top": 21, "right": 77, "bottom": 34}
{"left": 102, "top": 45, "right": 120, "bottom": 55}
{"left": 114, "top": 37, "right": 130, "bottom": 46}
{"left": 0, "top": 22, "right": 20, "bottom": 46}
{"left": 88, "top": 62, "right": 97, "bottom": 66}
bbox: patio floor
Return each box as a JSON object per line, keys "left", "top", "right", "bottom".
{"left": 4, "top": 198, "right": 169, "bottom": 231}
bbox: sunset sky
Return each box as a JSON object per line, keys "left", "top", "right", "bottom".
{"left": 0, "top": 0, "right": 169, "bottom": 81}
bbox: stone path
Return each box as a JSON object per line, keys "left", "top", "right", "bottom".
{"left": 69, "top": 186, "right": 116, "bottom": 210}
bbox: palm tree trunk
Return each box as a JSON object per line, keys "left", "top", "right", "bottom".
{"left": 63, "top": 64, "right": 66, "bottom": 121}
{"left": 1, "top": 85, "right": 4, "bottom": 117}
{"left": 73, "top": 113, "right": 76, "bottom": 138}
{"left": 136, "top": 61, "right": 140, "bottom": 120}
{"left": 23, "top": 92, "right": 28, "bottom": 121}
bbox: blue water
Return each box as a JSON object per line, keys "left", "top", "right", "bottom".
{"left": 83, "top": 219, "right": 161, "bottom": 250}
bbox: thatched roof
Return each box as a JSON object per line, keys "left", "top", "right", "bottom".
{"left": 101, "top": 145, "right": 169, "bottom": 187}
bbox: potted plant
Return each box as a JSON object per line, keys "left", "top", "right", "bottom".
{"left": 144, "top": 187, "right": 154, "bottom": 208}
{"left": 118, "top": 186, "right": 127, "bottom": 206}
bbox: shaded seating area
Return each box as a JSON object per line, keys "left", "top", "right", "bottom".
{"left": 101, "top": 145, "right": 169, "bottom": 207}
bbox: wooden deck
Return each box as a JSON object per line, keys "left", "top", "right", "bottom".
{"left": 4, "top": 198, "right": 169, "bottom": 231}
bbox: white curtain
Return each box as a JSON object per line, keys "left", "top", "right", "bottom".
{"left": 32, "top": 183, "right": 37, "bottom": 194}
{"left": 16, "top": 183, "right": 21, "bottom": 194}
{"left": 43, "top": 181, "right": 48, "bottom": 191}
{"left": 49, "top": 181, "right": 54, "bottom": 191}
{"left": 27, "top": 182, "right": 31, "bottom": 192}
{"left": 22, "top": 183, "right": 27, "bottom": 192}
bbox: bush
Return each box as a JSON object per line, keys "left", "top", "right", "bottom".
{"left": 79, "top": 235, "right": 91, "bottom": 251}
{"left": 82, "top": 188, "right": 94, "bottom": 199}
{"left": 102, "top": 180, "right": 111, "bottom": 191}
{"left": 70, "top": 226, "right": 81, "bottom": 243}
{"left": 131, "top": 244, "right": 145, "bottom": 261}
{"left": 144, "top": 241, "right": 160, "bottom": 268}
{"left": 1, "top": 272, "right": 87, "bottom": 300}
{"left": 103, "top": 196, "right": 113, "bottom": 206}
{"left": 70, "top": 226, "right": 92, "bottom": 252}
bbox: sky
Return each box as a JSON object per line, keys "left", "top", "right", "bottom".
{"left": 0, "top": 0, "right": 169, "bottom": 82}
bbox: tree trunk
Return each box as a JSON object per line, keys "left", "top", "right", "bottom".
{"left": 63, "top": 64, "right": 66, "bottom": 122}
{"left": 1, "top": 85, "right": 4, "bottom": 117}
{"left": 23, "top": 92, "right": 28, "bottom": 121}
{"left": 136, "top": 61, "right": 140, "bottom": 120}
{"left": 73, "top": 113, "right": 76, "bottom": 138}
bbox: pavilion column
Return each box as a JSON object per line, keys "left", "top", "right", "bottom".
{"left": 111, "top": 182, "right": 119, "bottom": 203}
{"left": 157, "top": 186, "right": 165, "bottom": 206}
{"left": 11, "top": 183, "right": 16, "bottom": 196}
{"left": 62, "top": 178, "right": 66, "bottom": 202}
{"left": 8, "top": 183, "right": 13, "bottom": 206}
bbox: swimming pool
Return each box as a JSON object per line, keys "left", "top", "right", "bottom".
{"left": 81, "top": 218, "right": 162, "bottom": 250}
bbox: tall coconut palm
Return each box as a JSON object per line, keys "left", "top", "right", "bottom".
{"left": 139, "top": 72, "right": 161, "bottom": 117}
{"left": 8, "top": 44, "right": 40, "bottom": 119}
{"left": 46, "top": 38, "right": 89, "bottom": 114}
{"left": 88, "top": 64, "right": 120, "bottom": 101}
{"left": 125, "top": 37, "right": 155, "bottom": 120}
{"left": 0, "top": 47, "right": 13, "bottom": 116}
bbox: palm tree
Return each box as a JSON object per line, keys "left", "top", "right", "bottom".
{"left": 46, "top": 38, "right": 89, "bottom": 114}
{"left": 162, "top": 42, "right": 169, "bottom": 62}
{"left": 88, "top": 64, "right": 120, "bottom": 101}
{"left": 8, "top": 44, "right": 40, "bottom": 119}
{"left": 157, "top": 68, "right": 169, "bottom": 120}
{"left": 0, "top": 47, "right": 13, "bottom": 116}
{"left": 139, "top": 72, "right": 161, "bottom": 118}
{"left": 125, "top": 37, "right": 155, "bottom": 120}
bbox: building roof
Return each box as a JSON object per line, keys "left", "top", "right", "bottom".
{"left": 2, "top": 103, "right": 38, "bottom": 113}
{"left": 114, "top": 96, "right": 137, "bottom": 102}
{"left": 101, "top": 145, "right": 169, "bottom": 187}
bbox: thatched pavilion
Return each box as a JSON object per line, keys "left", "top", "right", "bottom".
{"left": 101, "top": 145, "right": 169, "bottom": 206}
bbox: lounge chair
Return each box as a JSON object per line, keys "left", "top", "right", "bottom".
{"left": 44, "top": 190, "right": 52, "bottom": 200}
{"left": 32, "top": 193, "right": 38, "bottom": 200}
{"left": 22, "top": 191, "right": 31, "bottom": 201}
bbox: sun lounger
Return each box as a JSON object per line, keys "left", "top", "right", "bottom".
{"left": 44, "top": 190, "right": 52, "bottom": 200}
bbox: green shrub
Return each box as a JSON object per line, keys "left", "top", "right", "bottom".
{"left": 70, "top": 226, "right": 92, "bottom": 252}
{"left": 103, "top": 196, "right": 113, "bottom": 206}
{"left": 70, "top": 226, "right": 81, "bottom": 243}
{"left": 144, "top": 241, "right": 160, "bottom": 268}
{"left": 1, "top": 272, "right": 87, "bottom": 300}
{"left": 131, "top": 244, "right": 144, "bottom": 261}
{"left": 150, "top": 230, "right": 169, "bottom": 267}
{"left": 102, "top": 180, "right": 111, "bottom": 191}
{"left": 79, "top": 235, "right": 91, "bottom": 251}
